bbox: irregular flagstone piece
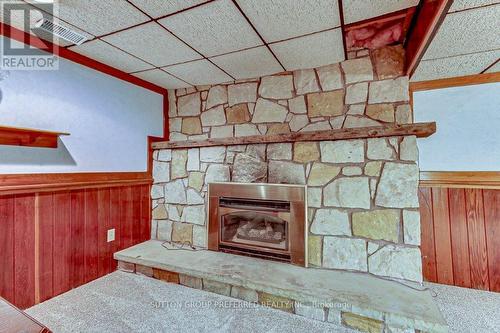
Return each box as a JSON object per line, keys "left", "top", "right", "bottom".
{"left": 181, "top": 205, "right": 205, "bottom": 225}
{"left": 164, "top": 179, "right": 187, "bottom": 204}
{"left": 187, "top": 148, "right": 199, "bottom": 171}
{"left": 203, "top": 279, "right": 231, "bottom": 296}
{"left": 231, "top": 153, "right": 267, "bottom": 183}
{"left": 169, "top": 118, "right": 181, "bottom": 132}
{"left": 171, "top": 222, "right": 193, "bottom": 244}
{"left": 153, "top": 161, "right": 170, "bottom": 183}
{"left": 311, "top": 208, "right": 351, "bottom": 236}
{"left": 308, "top": 163, "right": 341, "bottom": 186}
{"left": 352, "top": 209, "right": 400, "bottom": 243}
{"left": 211, "top": 125, "right": 233, "bottom": 138}
{"left": 342, "top": 166, "right": 362, "bottom": 176}
{"left": 179, "top": 275, "right": 203, "bottom": 289}
{"left": 308, "top": 235, "right": 322, "bottom": 267}
{"left": 316, "top": 63, "right": 343, "bottom": 91}
{"left": 289, "top": 114, "right": 309, "bottom": 132}
{"left": 347, "top": 104, "right": 365, "bottom": 115}
{"left": 368, "top": 245, "right": 422, "bottom": 282}
{"left": 342, "top": 312, "right": 384, "bottom": 333}
{"left": 293, "top": 142, "right": 320, "bottom": 163}
{"left": 151, "top": 185, "right": 164, "bottom": 199}
{"left": 293, "top": 68, "right": 320, "bottom": 95}
{"left": 320, "top": 140, "right": 365, "bottom": 163}
{"left": 228, "top": 82, "right": 258, "bottom": 106}
{"left": 324, "top": 177, "right": 371, "bottom": 209}
{"left": 157, "top": 220, "right": 173, "bottom": 241}
{"left": 170, "top": 132, "right": 188, "bottom": 142}
{"left": 192, "top": 225, "right": 207, "bottom": 247}
{"left": 171, "top": 150, "right": 188, "bottom": 179}
{"left": 200, "top": 146, "right": 226, "bottom": 163}
{"left": 375, "top": 162, "right": 419, "bottom": 208}
{"left": 258, "top": 292, "right": 294, "bottom": 313}
{"left": 341, "top": 57, "right": 374, "bottom": 84}
{"left": 295, "top": 303, "right": 326, "bottom": 321}
{"left": 307, "top": 90, "right": 344, "bottom": 117}
{"left": 188, "top": 172, "right": 204, "bottom": 191}
{"left": 258, "top": 75, "right": 293, "bottom": 99}
{"left": 205, "top": 164, "right": 230, "bottom": 183}
{"left": 201, "top": 105, "right": 226, "bottom": 126}
{"left": 231, "top": 286, "right": 258, "bottom": 302}
{"left": 288, "top": 95, "right": 307, "bottom": 114}
{"left": 205, "top": 85, "right": 227, "bottom": 109}
{"left": 178, "top": 92, "right": 201, "bottom": 116}
{"left": 369, "top": 77, "right": 409, "bottom": 103}
{"left": 252, "top": 98, "right": 288, "bottom": 123}
{"left": 395, "top": 104, "right": 412, "bottom": 124}
{"left": 364, "top": 161, "right": 383, "bottom": 177}
{"left": 372, "top": 45, "right": 405, "bottom": 80}
{"left": 329, "top": 115, "right": 345, "bottom": 129}
{"left": 266, "top": 123, "right": 290, "bottom": 135}
{"left": 370, "top": 178, "right": 378, "bottom": 199}
{"left": 267, "top": 143, "right": 292, "bottom": 160}
{"left": 366, "top": 104, "right": 395, "bottom": 122}
{"left": 403, "top": 210, "right": 421, "bottom": 246}
{"left": 158, "top": 149, "right": 172, "bottom": 162}
{"left": 186, "top": 188, "right": 204, "bottom": 204}
{"left": 367, "top": 138, "right": 395, "bottom": 160}
{"left": 268, "top": 161, "right": 306, "bottom": 184}
{"left": 235, "top": 123, "right": 260, "bottom": 137}
{"left": 181, "top": 117, "right": 202, "bottom": 135}
{"left": 226, "top": 104, "right": 251, "bottom": 124}
{"left": 300, "top": 121, "right": 331, "bottom": 132}
{"left": 152, "top": 204, "right": 168, "bottom": 220}
{"left": 323, "top": 236, "right": 367, "bottom": 271}
{"left": 345, "top": 82, "right": 368, "bottom": 104}
{"left": 307, "top": 187, "right": 322, "bottom": 208}
{"left": 168, "top": 90, "right": 177, "bottom": 117}
{"left": 257, "top": 124, "right": 267, "bottom": 135}
{"left": 343, "top": 115, "right": 381, "bottom": 128}
{"left": 245, "top": 144, "right": 266, "bottom": 160}
{"left": 166, "top": 204, "right": 181, "bottom": 221}
{"left": 400, "top": 136, "right": 418, "bottom": 161}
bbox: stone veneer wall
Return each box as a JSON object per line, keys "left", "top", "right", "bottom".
{"left": 151, "top": 45, "right": 423, "bottom": 283}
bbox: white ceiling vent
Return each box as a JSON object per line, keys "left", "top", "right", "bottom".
{"left": 32, "top": 18, "right": 88, "bottom": 45}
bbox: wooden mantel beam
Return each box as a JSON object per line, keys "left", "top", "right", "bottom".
{"left": 152, "top": 122, "right": 436, "bottom": 150}
{"left": 405, "top": 0, "right": 454, "bottom": 77}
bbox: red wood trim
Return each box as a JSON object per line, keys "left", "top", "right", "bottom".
{"left": 0, "top": 125, "right": 69, "bottom": 149}
{"left": 405, "top": 0, "right": 454, "bottom": 76}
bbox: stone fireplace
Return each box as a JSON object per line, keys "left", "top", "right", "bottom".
{"left": 150, "top": 46, "right": 424, "bottom": 284}
{"left": 207, "top": 182, "right": 307, "bottom": 266}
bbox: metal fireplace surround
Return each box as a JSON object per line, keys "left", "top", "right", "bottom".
{"left": 208, "top": 182, "right": 307, "bottom": 267}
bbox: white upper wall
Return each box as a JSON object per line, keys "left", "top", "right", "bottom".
{"left": 0, "top": 37, "right": 163, "bottom": 174}
{"left": 414, "top": 82, "right": 500, "bottom": 171}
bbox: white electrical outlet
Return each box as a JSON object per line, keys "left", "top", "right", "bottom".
{"left": 107, "top": 229, "right": 115, "bottom": 242}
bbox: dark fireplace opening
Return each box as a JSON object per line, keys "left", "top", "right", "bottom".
{"left": 208, "top": 183, "right": 306, "bottom": 266}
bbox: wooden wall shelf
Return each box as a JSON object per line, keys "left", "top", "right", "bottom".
{"left": 0, "top": 125, "right": 70, "bottom": 148}
{"left": 152, "top": 122, "right": 436, "bottom": 150}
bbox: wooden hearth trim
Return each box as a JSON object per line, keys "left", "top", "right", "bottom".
{"left": 152, "top": 122, "right": 436, "bottom": 149}
{"left": 420, "top": 171, "right": 500, "bottom": 189}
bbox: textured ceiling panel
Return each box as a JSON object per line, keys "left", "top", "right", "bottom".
{"left": 128, "top": 0, "right": 210, "bottom": 18}
{"left": 132, "top": 69, "right": 191, "bottom": 89}
{"left": 164, "top": 59, "right": 233, "bottom": 85}
{"left": 423, "top": 5, "right": 500, "bottom": 60}
{"left": 411, "top": 50, "right": 500, "bottom": 81}
{"left": 33, "top": 0, "right": 149, "bottom": 36}
{"left": 69, "top": 40, "right": 153, "bottom": 73}
{"left": 270, "top": 29, "right": 344, "bottom": 71}
{"left": 449, "top": 0, "right": 500, "bottom": 12}
{"left": 210, "top": 46, "right": 283, "bottom": 79}
{"left": 159, "top": 0, "right": 262, "bottom": 57}
{"left": 235, "top": 0, "right": 340, "bottom": 43}
{"left": 485, "top": 59, "right": 500, "bottom": 73}
{"left": 342, "top": 0, "right": 419, "bottom": 24}
{"left": 102, "top": 22, "right": 202, "bottom": 67}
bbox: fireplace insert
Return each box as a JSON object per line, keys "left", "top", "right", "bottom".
{"left": 208, "top": 183, "right": 307, "bottom": 266}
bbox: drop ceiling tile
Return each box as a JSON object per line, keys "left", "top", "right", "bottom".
{"left": 128, "top": 0, "right": 210, "bottom": 18}
{"left": 132, "top": 69, "right": 192, "bottom": 89}
{"left": 423, "top": 5, "right": 500, "bottom": 60}
{"left": 102, "top": 22, "right": 202, "bottom": 67}
{"left": 485, "top": 59, "right": 500, "bottom": 73}
{"left": 270, "top": 28, "right": 344, "bottom": 71}
{"left": 342, "top": 0, "right": 419, "bottom": 24}
{"left": 159, "top": 0, "right": 262, "bottom": 57}
{"left": 32, "top": 0, "right": 150, "bottom": 36}
{"left": 163, "top": 59, "right": 233, "bottom": 85}
{"left": 411, "top": 50, "right": 500, "bottom": 81}
{"left": 235, "top": 0, "right": 340, "bottom": 43}
{"left": 449, "top": 0, "right": 500, "bottom": 12}
{"left": 210, "top": 46, "right": 283, "bottom": 79}
{"left": 69, "top": 40, "right": 153, "bottom": 73}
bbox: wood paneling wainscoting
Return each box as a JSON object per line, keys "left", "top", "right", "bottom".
{"left": 0, "top": 175, "right": 151, "bottom": 309}
{"left": 419, "top": 172, "right": 500, "bottom": 292}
